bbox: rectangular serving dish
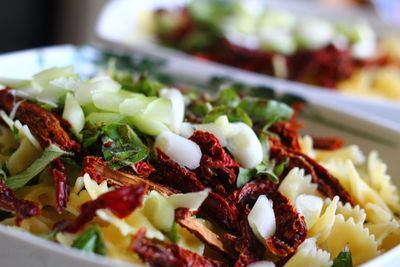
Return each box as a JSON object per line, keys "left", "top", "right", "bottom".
{"left": 0, "top": 45, "right": 399, "bottom": 267}
{"left": 94, "top": 0, "right": 400, "bottom": 125}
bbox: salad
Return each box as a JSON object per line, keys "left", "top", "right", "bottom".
{"left": 0, "top": 65, "right": 398, "bottom": 267}
{"left": 146, "top": 0, "right": 400, "bottom": 100}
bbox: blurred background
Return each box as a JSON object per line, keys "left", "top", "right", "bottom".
{"left": 0, "top": 0, "right": 398, "bottom": 54}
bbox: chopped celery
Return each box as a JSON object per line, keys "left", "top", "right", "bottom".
{"left": 32, "top": 66, "right": 77, "bottom": 90}
{"left": 119, "top": 95, "right": 153, "bottom": 116}
{"left": 0, "top": 77, "right": 30, "bottom": 89}
{"left": 129, "top": 116, "right": 170, "bottom": 136}
{"left": 143, "top": 98, "right": 172, "bottom": 125}
{"left": 92, "top": 91, "right": 126, "bottom": 112}
{"left": 85, "top": 112, "right": 125, "bottom": 125}
{"left": 75, "top": 76, "right": 121, "bottom": 105}
{"left": 62, "top": 93, "right": 85, "bottom": 136}
{"left": 142, "top": 191, "right": 175, "bottom": 232}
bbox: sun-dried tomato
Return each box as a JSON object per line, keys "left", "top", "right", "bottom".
{"left": 57, "top": 184, "right": 146, "bottom": 233}
{"left": 131, "top": 228, "right": 226, "bottom": 267}
{"left": 0, "top": 89, "right": 80, "bottom": 152}
{"left": 233, "top": 215, "right": 265, "bottom": 267}
{"left": 134, "top": 161, "right": 155, "bottom": 178}
{"left": 269, "top": 138, "right": 354, "bottom": 205}
{"left": 81, "top": 156, "right": 105, "bottom": 183}
{"left": 0, "top": 179, "right": 40, "bottom": 226}
{"left": 155, "top": 148, "right": 205, "bottom": 193}
{"left": 51, "top": 158, "right": 69, "bottom": 214}
{"left": 189, "top": 131, "right": 240, "bottom": 168}
{"left": 231, "top": 179, "right": 307, "bottom": 257}
{"left": 189, "top": 131, "right": 240, "bottom": 193}
{"left": 198, "top": 192, "right": 240, "bottom": 234}
{"left": 312, "top": 136, "right": 345, "bottom": 150}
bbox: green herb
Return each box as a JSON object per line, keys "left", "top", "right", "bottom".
{"left": 102, "top": 123, "right": 149, "bottom": 170}
{"left": 274, "top": 158, "right": 289, "bottom": 176}
{"left": 238, "top": 98, "right": 293, "bottom": 128}
{"left": 12, "top": 125, "right": 20, "bottom": 142}
{"left": 0, "top": 162, "right": 9, "bottom": 182}
{"left": 164, "top": 222, "right": 180, "bottom": 243}
{"left": 217, "top": 87, "right": 240, "bottom": 107}
{"left": 203, "top": 106, "right": 252, "bottom": 126}
{"left": 236, "top": 161, "right": 280, "bottom": 188}
{"left": 332, "top": 245, "right": 352, "bottom": 267}
{"left": 6, "top": 144, "right": 72, "bottom": 189}
{"left": 72, "top": 225, "right": 106, "bottom": 255}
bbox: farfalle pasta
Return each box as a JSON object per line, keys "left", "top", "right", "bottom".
{"left": 0, "top": 66, "right": 398, "bottom": 267}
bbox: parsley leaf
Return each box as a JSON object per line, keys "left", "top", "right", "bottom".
{"left": 332, "top": 245, "right": 352, "bottom": 267}
{"left": 102, "top": 123, "right": 149, "bottom": 170}
{"left": 72, "top": 225, "right": 106, "bottom": 255}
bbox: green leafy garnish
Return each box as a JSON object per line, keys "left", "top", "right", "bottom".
{"left": 6, "top": 144, "right": 72, "bottom": 189}
{"left": 239, "top": 98, "right": 293, "bottom": 128}
{"left": 164, "top": 222, "right": 180, "bottom": 243}
{"left": 236, "top": 161, "right": 281, "bottom": 188}
{"left": 102, "top": 123, "right": 149, "bottom": 170}
{"left": 0, "top": 162, "right": 9, "bottom": 182}
{"left": 12, "top": 125, "right": 20, "bottom": 142}
{"left": 216, "top": 87, "right": 240, "bottom": 107}
{"left": 332, "top": 245, "right": 352, "bottom": 267}
{"left": 72, "top": 225, "right": 106, "bottom": 255}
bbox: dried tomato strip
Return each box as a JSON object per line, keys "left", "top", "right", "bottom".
{"left": 51, "top": 158, "right": 69, "bottom": 214}
{"left": 190, "top": 131, "right": 240, "bottom": 193}
{"left": 81, "top": 156, "right": 174, "bottom": 197}
{"left": 0, "top": 179, "right": 40, "bottom": 226}
{"left": 58, "top": 184, "right": 146, "bottom": 233}
{"left": 312, "top": 136, "right": 345, "bottom": 150}
{"left": 175, "top": 208, "right": 237, "bottom": 260}
{"left": 155, "top": 148, "right": 205, "bottom": 193}
{"left": 131, "top": 228, "right": 226, "bottom": 267}
{"left": 232, "top": 179, "right": 307, "bottom": 257}
{"left": 133, "top": 161, "right": 156, "bottom": 178}
{"left": 198, "top": 192, "right": 241, "bottom": 234}
{"left": 269, "top": 138, "right": 354, "bottom": 205}
{"left": 0, "top": 89, "right": 80, "bottom": 152}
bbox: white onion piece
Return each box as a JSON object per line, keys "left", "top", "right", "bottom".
{"left": 179, "top": 122, "right": 195, "bottom": 138}
{"left": 248, "top": 195, "right": 276, "bottom": 243}
{"left": 155, "top": 131, "right": 202, "bottom": 170}
{"left": 295, "top": 194, "right": 323, "bottom": 229}
{"left": 227, "top": 122, "right": 263, "bottom": 169}
{"left": 159, "top": 88, "right": 184, "bottom": 133}
{"left": 248, "top": 261, "right": 276, "bottom": 267}
{"left": 168, "top": 189, "right": 210, "bottom": 211}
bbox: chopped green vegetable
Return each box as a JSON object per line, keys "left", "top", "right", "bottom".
{"left": 102, "top": 123, "right": 149, "bottom": 170}
{"left": 332, "top": 245, "right": 353, "bottom": 267}
{"left": 12, "top": 125, "right": 20, "bottom": 142}
{"left": 238, "top": 98, "right": 293, "bottom": 128}
{"left": 236, "top": 161, "right": 280, "bottom": 188}
{"left": 164, "top": 222, "right": 180, "bottom": 243}
{"left": 204, "top": 106, "right": 252, "bottom": 126}
{"left": 0, "top": 162, "right": 9, "bottom": 182}
{"left": 6, "top": 144, "right": 72, "bottom": 189}
{"left": 237, "top": 168, "right": 256, "bottom": 188}
{"left": 216, "top": 87, "right": 240, "bottom": 107}
{"left": 72, "top": 225, "right": 106, "bottom": 255}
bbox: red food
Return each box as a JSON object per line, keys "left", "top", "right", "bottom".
{"left": 134, "top": 161, "right": 156, "bottom": 178}
{"left": 269, "top": 138, "right": 354, "bottom": 205}
{"left": 51, "top": 158, "right": 69, "bottom": 214}
{"left": 232, "top": 179, "right": 307, "bottom": 257}
{"left": 190, "top": 131, "right": 240, "bottom": 193}
{"left": 155, "top": 148, "right": 205, "bottom": 193}
{"left": 0, "top": 179, "right": 40, "bottom": 226}
{"left": 58, "top": 184, "right": 146, "bottom": 233}
{"left": 198, "top": 192, "right": 241, "bottom": 234}
{"left": 312, "top": 136, "right": 345, "bottom": 150}
{"left": 82, "top": 156, "right": 105, "bottom": 183}
{"left": 0, "top": 89, "right": 80, "bottom": 152}
{"left": 131, "top": 228, "right": 226, "bottom": 267}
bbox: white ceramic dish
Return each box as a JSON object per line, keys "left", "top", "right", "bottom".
{"left": 95, "top": 0, "right": 400, "bottom": 125}
{"left": 0, "top": 45, "right": 399, "bottom": 267}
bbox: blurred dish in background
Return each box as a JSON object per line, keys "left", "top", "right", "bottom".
{"left": 137, "top": 0, "right": 400, "bottom": 101}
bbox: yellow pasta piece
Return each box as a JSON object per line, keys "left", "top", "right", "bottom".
{"left": 299, "top": 135, "right": 316, "bottom": 159}
{"left": 316, "top": 145, "right": 365, "bottom": 166}
{"left": 309, "top": 196, "right": 339, "bottom": 243}
{"left": 367, "top": 151, "right": 400, "bottom": 213}
{"left": 365, "top": 220, "right": 399, "bottom": 248}
{"left": 278, "top": 167, "right": 318, "bottom": 203}
{"left": 325, "top": 198, "right": 366, "bottom": 224}
{"left": 284, "top": 238, "right": 331, "bottom": 267}
{"left": 321, "top": 214, "right": 380, "bottom": 266}
{"left": 8, "top": 137, "right": 41, "bottom": 175}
